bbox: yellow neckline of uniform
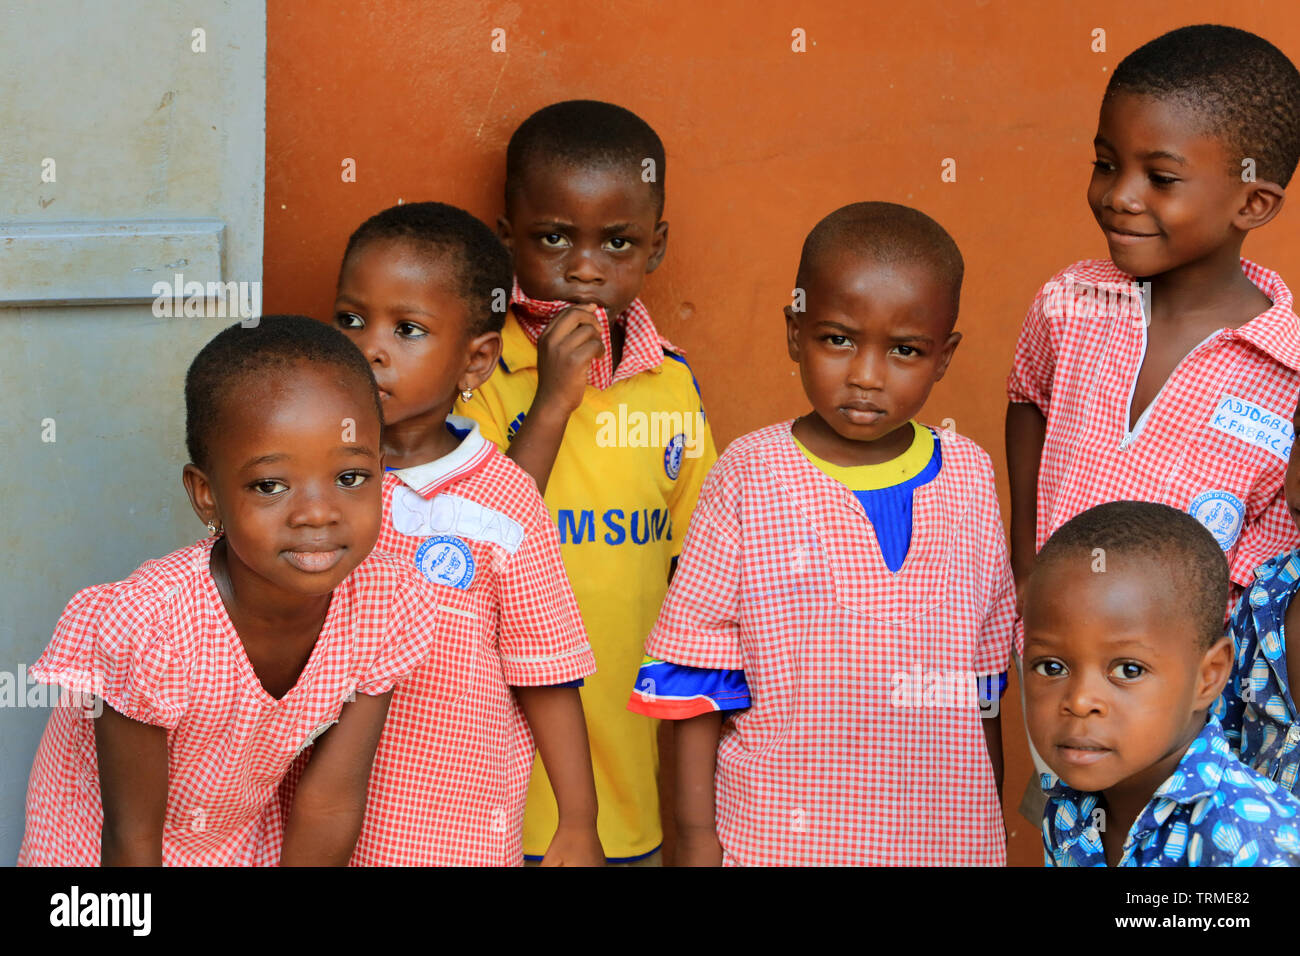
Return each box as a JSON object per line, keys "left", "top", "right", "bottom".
{"left": 791, "top": 421, "right": 933, "bottom": 491}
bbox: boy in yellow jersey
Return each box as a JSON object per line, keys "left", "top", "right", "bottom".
{"left": 456, "top": 100, "right": 717, "bottom": 863}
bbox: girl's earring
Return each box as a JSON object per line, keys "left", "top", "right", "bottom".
{"left": 206, "top": 519, "right": 221, "bottom": 537}
{"left": 461, "top": 388, "right": 474, "bottom": 403}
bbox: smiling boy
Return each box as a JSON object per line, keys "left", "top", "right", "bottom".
{"left": 456, "top": 101, "right": 717, "bottom": 864}
{"left": 1025, "top": 500, "right": 1300, "bottom": 867}
{"left": 628, "top": 203, "right": 1017, "bottom": 865}
{"left": 1006, "top": 24, "right": 1300, "bottom": 821}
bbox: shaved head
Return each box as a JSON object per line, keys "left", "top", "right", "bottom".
{"left": 795, "top": 202, "right": 964, "bottom": 326}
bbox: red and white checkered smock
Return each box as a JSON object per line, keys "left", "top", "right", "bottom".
{"left": 17, "top": 538, "right": 444, "bottom": 867}
{"left": 643, "top": 421, "right": 1017, "bottom": 866}
{"left": 1007, "top": 258, "right": 1300, "bottom": 590}
{"left": 348, "top": 417, "right": 595, "bottom": 865}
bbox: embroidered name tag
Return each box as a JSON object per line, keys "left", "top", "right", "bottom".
{"left": 391, "top": 486, "right": 525, "bottom": 553}
{"left": 1209, "top": 396, "right": 1293, "bottom": 462}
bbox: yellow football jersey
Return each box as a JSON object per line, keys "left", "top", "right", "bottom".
{"left": 455, "top": 311, "right": 717, "bottom": 860}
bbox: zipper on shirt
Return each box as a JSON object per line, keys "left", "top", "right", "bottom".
{"left": 1118, "top": 290, "right": 1224, "bottom": 450}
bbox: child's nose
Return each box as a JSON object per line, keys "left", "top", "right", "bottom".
{"left": 1103, "top": 173, "right": 1145, "bottom": 214}
{"left": 289, "top": 484, "right": 341, "bottom": 527}
{"left": 1060, "top": 673, "right": 1107, "bottom": 717}
{"left": 566, "top": 248, "right": 604, "bottom": 284}
{"left": 847, "top": 347, "right": 886, "bottom": 389}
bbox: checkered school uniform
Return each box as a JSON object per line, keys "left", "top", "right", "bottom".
{"left": 643, "top": 421, "right": 1017, "bottom": 865}
{"left": 510, "top": 279, "right": 669, "bottom": 390}
{"left": 348, "top": 416, "right": 595, "bottom": 866}
{"left": 17, "top": 539, "right": 443, "bottom": 867}
{"left": 1007, "top": 258, "right": 1300, "bottom": 589}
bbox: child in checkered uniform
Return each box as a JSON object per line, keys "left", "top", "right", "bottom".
{"left": 19, "top": 316, "right": 444, "bottom": 866}
{"left": 323, "top": 201, "right": 601, "bottom": 866}
{"left": 1006, "top": 25, "right": 1300, "bottom": 821}
{"left": 629, "top": 203, "right": 1018, "bottom": 865}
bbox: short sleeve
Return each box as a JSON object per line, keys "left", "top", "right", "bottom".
{"left": 496, "top": 496, "right": 596, "bottom": 686}
{"left": 627, "top": 657, "right": 750, "bottom": 719}
{"left": 645, "top": 463, "right": 744, "bottom": 670}
{"left": 353, "top": 577, "right": 447, "bottom": 696}
{"left": 971, "top": 453, "right": 1020, "bottom": 671}
{"left": 1006, "top": 281, "right": 1057, "bottom": 411}
{"left": 455, "top": 377, "right": 511, "bottom": 451}
{"left": 1232, "top": 488, "right": 1299, "bottom": 592}
{"left": 666, "top": 374, "right": 719, "bottom": 561}
{"left": 30, "top": 582, "right": 188, "bottom": 730}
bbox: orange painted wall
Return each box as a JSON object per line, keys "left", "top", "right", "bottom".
{"left": 265, "top": 0, "right": 1300, "bottom": 866}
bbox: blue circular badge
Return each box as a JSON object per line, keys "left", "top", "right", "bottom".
{"left": 664, "top": 433, "right": 686, "bottom": 480}
{"left": 415, "top": 535, "right": 475, "bottom": 589}
{"left": 1188, "top": 490, "right": 1245, "bottom": 551}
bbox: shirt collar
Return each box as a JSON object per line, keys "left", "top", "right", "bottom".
{"left": 497, "top": 279, "right": 680, "bottom": 383}
{"left": 1044, "top": 716, "right": 1234, "bottom": 825}
{"left": 1042, "top": 717, "right": 1234, "bottom": 865}
{"left": 387, "top": 414, "right": 493, "bottom": 499}
{"left": 1078, "top": 257, "right": 1300, "bottom": 371}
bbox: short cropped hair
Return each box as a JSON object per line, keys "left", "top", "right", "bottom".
{"left": 1034, "top": 500, "right": 1229, "bottom": 649}
{"left": 505, "top": 100, "right": 666, "bottom": 217}
{"left": 1106, "top": 24, "right": 1300, "bottom": 187}
{"left": 794, "top": 202, "right": 964, "bottom": 320}
{"left": 341, "top": 202, "right": 512, "bottom": 336}
{"left": 185, "top": 314, "right": 381, "bottom": 471}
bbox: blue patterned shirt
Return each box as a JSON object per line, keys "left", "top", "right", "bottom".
{"left": 1212, "top": 549, "right": 1300, "bottom": 792}
{"left": 1042, "top": 716, "right": 1300, "bottom": 866}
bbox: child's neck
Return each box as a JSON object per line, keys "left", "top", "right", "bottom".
{"left": 1098, "top": 717, "right": 1206, "bottom": 866}
{"left": 792, "top": 414, "right": 915, "bottom": 468}
{"left": 1145, "top": 243, "right": 1271, "bottom": 332}
{"left": 210, "top": 539, "right": 332, "bottom": 700}
{"left": 383, "top": 409, "right": 462, "bottom": 470}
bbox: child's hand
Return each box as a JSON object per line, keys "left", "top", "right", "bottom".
{"left": 539, "top": 821, "right": 605, "bottom": 866}
{"left": 676, "top": 826, "right": 723, "bottom": 866}
{"left": 534, "top": 304, "right": 605, "bottom": 417}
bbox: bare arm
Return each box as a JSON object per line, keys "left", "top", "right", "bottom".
{"left": 514, "top": 685, "right": 603, "bottom": 865}
{"left": 505, "top": 306, "right": 603, "bottom": 494}
{"left": 280, "top": 690, "right": 392, "bottom": 866}
{"left": 1005, "top": 401, "right": 1047, "bottom": 596}
{"left": 96, "top": 703, "right": 169, "bottom": 866}
{"left": 674, "top": 711, "right": 724, "bottom": 866}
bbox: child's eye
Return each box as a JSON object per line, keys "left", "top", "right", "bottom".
{"left": 1091, "top": 159, "right": 1115, "bottom": 174}
{"left": 892, "top": 344, "right": 920, "bottom": 357}
{"left": 336, "top": 311, "right": 364, "bottom": 329}
{"left": 1111, "top": 661, "right": 1146, "bottom": 680}
{"left": 604, "top": 237, "right": 631, "bottom": 252}
{"left": 1031, "top": 660, "right": 1067, "bottom": 678}
{"left": 1148, "top": 173, "right": 1178, "bottom": 187}
{"left": 395, "top": 321, "right": 427, "bottom": 338}
{"left": 336, "top": 471, "right": 370, "bottom": 488}
{"left": 539, "top": 233, "right": 570, "bottom": 248}
{"left": 252, "top": 479, "right": 288, "bottom": 496}
{"left": 824, "top": 334, "right": 851, "bottom": 347}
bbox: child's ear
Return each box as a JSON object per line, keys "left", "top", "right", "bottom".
{"left": 645, "top": 220, "right": 669, "bottom": 274}
{"left": 1234, "top": 180, "right": 1286, "bottom": 231}
{"left": 1193, "top": 634, "right": 1235, "bottom": 709}
{"left": 784, "top": 305, "right": 802, "bottom": 362}
{"left": 932, "top": 331, "right": 963, "bottom": 382}
{"left": 496, "top": 215, "right": 515, "bottom": 254}
{"left": 462, "top": 329, "right": 504, "bottom": 392}
{"left": 182, "top": 463, "right": 219, "bottom": 531}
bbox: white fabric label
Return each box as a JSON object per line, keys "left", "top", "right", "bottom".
{"left": 391, "top": 486, "right": 525, "bottom": 554}
{"left": 1209, "top": 396, "right": 1294, "bottom": 462}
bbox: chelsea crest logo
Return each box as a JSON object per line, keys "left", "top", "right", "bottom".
{"left": 664, "top": 433, "right": 686, "bottom": 480}
{"left": 415, "top": 535, "right": 475, "bottom": 589}
{"left": 1188, "top": 490, "right": 1245, "bottom": 551}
